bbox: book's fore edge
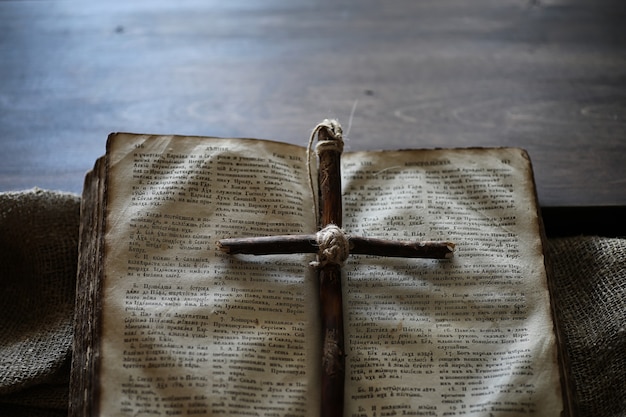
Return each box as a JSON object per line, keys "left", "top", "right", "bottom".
{"left": 523, "top": 149, "right": 576, "bottom": 417}
{"left": 69, "top": 153, "right": 108, "bottom": 417}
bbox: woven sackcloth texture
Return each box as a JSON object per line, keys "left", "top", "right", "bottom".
{"left": 547, "top": 237, "right": 626, "bottom": 417}
{"left": 0, "top": 189, "right": 624, "bottom": 416}
{"left": 0, "top": 189, "right": 80, "bottom": 417}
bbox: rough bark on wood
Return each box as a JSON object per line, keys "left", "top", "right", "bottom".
{"left": 218, "top": 235, "right": 455, "bottom": 259}
{"left": 317, "top": 125, "right": 345, "bottom": 417}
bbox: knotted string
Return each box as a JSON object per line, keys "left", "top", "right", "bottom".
{"left": 306, "top": 119, "right": 344, "bottom": 228}
{"left": 310, "top": 224, "right": 350, "bottom": 268}
{"left": 306, "top": 119, "right": 346, "bottom": 268}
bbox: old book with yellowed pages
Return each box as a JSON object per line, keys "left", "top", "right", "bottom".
{"left": 70, "top": 131, "right": 572, "bottom": 416}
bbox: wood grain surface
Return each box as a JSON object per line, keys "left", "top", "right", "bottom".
{"left": 1, "top": 0, "right": 625, "bottom": 209}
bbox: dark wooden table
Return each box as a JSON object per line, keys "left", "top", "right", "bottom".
{"left": 1, "top": 0, "right": 625, "bottom": 235}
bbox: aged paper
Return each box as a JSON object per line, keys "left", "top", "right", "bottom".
{"left": 341, "top": 148, "right": 562, "bottom": 416}
{"left": 96, "top": 134, "right": 563, "bottom": 417}
{"left": 101, "top": 134, "right": 320, "bottom": 416}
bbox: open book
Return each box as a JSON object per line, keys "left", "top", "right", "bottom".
{"left": 70, "top": 132, "right": 572, "bottom": 416}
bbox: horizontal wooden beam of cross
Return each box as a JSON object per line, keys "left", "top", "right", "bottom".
{"left": 218, "top": 233, "right": 455, "bottom": 259}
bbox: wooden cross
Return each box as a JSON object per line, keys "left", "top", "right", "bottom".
{"left": 218, "top": 120, "right": 454, "bottom": 417}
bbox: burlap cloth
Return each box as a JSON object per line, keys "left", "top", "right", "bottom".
{"left": 0, "top": 189, "right": 624, "bottom": 416}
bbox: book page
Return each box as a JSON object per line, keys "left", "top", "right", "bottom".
{"left": 101, "top": 134, "right": 320, "bottom": 417}
{"left": 341, "top": 148, "right": 563, "bottom": 417}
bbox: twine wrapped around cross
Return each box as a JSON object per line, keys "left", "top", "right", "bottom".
{"left": 218, "top": 120, "right": 455, "bottom": 417}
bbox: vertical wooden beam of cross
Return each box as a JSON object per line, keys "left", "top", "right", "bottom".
{"left": 315, "top": 120, "right": 347, "bottom": 417}
{"left": 218, "top": 120, "right": 455, "bottom": 417}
